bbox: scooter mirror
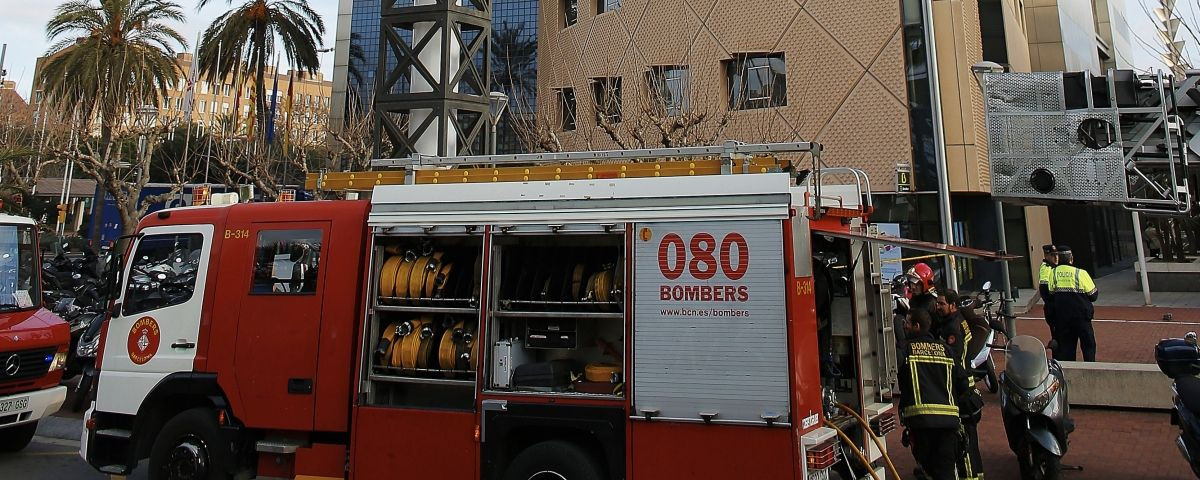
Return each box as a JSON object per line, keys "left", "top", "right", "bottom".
{"left": 982, "top": 281, "right": 992, "bottom": 291}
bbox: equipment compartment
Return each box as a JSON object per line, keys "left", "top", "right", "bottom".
{"left": 486, "top": 231, "right": 626, "bottom": 397}
{"left": 364, "top": 232, "right": 484, "bottom": 408}
{"left": 374, "top": 236, "right": 483, "bottom": 308}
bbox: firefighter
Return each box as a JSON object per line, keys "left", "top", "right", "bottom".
{"left": 894, "top": 262, "right": 938, "bottom": 349}
{"left": 906, "top": 262, "right": 938, "bottom": 316}
{"left": 1048, "top": 245, "right": 1099, "bottom": 361}
{"left": 1038, "top": 245, "right": 1059, "bottom": 338}
{"left": 899, "top": 308, "right": 974, "bottom": 480}
{"left": 937, "top": 290, "right": 984, "bottom": 480}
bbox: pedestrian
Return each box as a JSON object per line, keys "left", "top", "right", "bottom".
{"left": 1038, "top": 244, "right": 1059, "bottom": 338}
{"left": 1145, "top": 224, "right": 1162, "bottom": 258}
{"left": 1048, "top": 245, "right": 1099, "bottom": 362}
{"left": 936, "top": 290, "right": 984, "bottom": 480}
{"left": 898, "top": 308, "right": 974, "bottom": 480}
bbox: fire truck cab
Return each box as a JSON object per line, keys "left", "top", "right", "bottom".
{"left": 82, "top": 142, "right": 1010, "bottom": 479}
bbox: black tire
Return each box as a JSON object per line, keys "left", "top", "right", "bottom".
{"left": 0, "top": 421, "right": 38, "bottom": 453}
{"left": 1017, "top": 440, "right": 1061, "bottom": 480}
{"left": 72, "top": 369, "right": 95, "bottom": 412}
{"left": 148, "top": 408, "right": 233, "bottom": 480}
{"left": 501, "top": 440, "right": 605, "bottom": 480}
{"left": 984, "top": 357, "right": 999, "bottom": 394}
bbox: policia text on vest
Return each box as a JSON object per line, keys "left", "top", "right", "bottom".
{"left": 1046, "top": 246, "right": 1098, "bottom": 362}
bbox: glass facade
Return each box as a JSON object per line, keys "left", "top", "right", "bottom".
{"left": 492, "top": 0, "right": 538, "bottom": 153}
{"left": 347, "top": 0, "right": 537, "bottom": 153}
{"left": 348, "top": 0, "right": 381, "bottom": 119}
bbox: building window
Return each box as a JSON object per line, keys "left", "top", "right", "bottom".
{"left": 591, "top": 77, "right": 622, "bottom": 124}
{"left": 563, "top": 0, "right": 578, "bottom": 27}
{"left": 198, "top": 100, "right": 206, "bottom": 113}
{"left": 728, "top": 53, "right": 787, "bottom": 110}
{"left": 647, "top": 66, "right": 689, "bottom": 115}
{"left": 598, "top": 0, "right": 620, "bottom": 13}
{"left": 164, "top": 97, "right": 172, "bottom": 110}
{"left": 252, "top": 229, "right": 323, "bottom": 294}
{"left": 557, "top": 87, "right": 577, "bottom": 131}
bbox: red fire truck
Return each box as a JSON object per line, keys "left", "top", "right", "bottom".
{"left": 81, "top": 142, "right": 1009, "bottom": 479}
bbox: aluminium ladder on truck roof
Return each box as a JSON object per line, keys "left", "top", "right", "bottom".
{"left": 306, "top": 141, "right": 869, "bottom": 220}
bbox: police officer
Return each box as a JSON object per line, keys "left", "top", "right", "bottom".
{"left": 1048, "top": 245, "right": 1099, "bottom": 361}
{"left": 936, "top": 290, "right": 983, "bottom": 480}
{"left": 899, "top": 308, "right": 974, "bottom": 480}
{"left": 1038, "top": 244, "right": 1058, "bottom": 337}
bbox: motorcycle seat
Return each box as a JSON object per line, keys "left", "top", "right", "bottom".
{"left": 1177, "top": 376, "right": 1200, "bottom": 414}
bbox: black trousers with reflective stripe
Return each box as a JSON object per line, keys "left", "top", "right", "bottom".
{"left": 911, "top": 427, "right": 958, "bottom": 480}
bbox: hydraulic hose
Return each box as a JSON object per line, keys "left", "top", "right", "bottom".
{"left": 823, "top": 419, "right": 881, "bottom": 480}
{"left": 836, "top": 402, "right": 901, "bottom": 480}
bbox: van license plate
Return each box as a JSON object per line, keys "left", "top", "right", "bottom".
{"left": 0, "top": 396, "right": 29, "bottom": 414}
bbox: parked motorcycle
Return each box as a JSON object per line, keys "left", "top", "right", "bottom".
{"left": 71, "top": 311, "right": 106, "bottom": 412}
{"left": 995, "top": 334, "right": 1074, "bottom": 480}
{"left": 1155, "top": 333, "right": 1200, "bottom": 478}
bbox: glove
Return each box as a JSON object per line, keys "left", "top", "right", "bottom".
{"left": 901, "top": 427, "right": 911, "bottom": 448}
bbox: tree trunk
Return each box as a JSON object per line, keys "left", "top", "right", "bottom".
{"left": 255, "top": 22, "right": 269, "bottom": 145}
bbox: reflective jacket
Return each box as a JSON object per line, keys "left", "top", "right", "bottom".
{"left": 1049, "top": 264, "right": 1098, "bottom": 319}
{"left": 934, "top": 311, "right": 973, "bottom": 369}
{"left": 1039, "top": 261, "right": 1056, "bottom": 318}
{"left": 898, "top": 333, "right": 973, "bottom": 429}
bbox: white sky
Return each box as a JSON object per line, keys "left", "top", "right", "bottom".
{"left": 0, "top": 0, "right": 339, "bottom": 101}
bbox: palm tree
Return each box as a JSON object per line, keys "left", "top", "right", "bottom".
{"left": 195, "top": 0, "right": 325, "bottom": 135}
{"left": 40, "top": 0, "right": 188, "bottom": 145}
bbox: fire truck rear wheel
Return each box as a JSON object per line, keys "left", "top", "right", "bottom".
{"left": 501, "top": 440, "right": 605, "bottom": 480}
{"left": 148, "top": 407, "right": 234, "bottom": 480}
{"left": 0, "top": 421, "right": 37, "bottom": 452}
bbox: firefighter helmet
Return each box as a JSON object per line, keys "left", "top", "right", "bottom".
{"left": 907, "top": 263, "right": 935, "bottom": 291}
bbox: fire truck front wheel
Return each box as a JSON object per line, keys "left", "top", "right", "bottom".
{"left": 147, "top": 407, "right": 234, "bottom": 480}
{"left": 501, "top": 440, "right": 605, "bottom": 480}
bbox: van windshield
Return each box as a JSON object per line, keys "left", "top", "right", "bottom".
{"left": 0, "top": 225, "right": 40, "bottom": 311}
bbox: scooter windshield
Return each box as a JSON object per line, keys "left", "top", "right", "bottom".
{"left": 1005, "top": 335, "right": 1050, "bottom": 390}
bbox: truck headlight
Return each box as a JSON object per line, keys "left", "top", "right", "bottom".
{"left": 49, "top": 351, "right": 68, "bottom": 371}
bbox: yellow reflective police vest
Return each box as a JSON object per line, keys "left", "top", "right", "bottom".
{"left": 1049, "top": 264, "right": 1097, "bottom": 319}
{"left": 1039, "top": 262, "right": 1054, "bottom": 288}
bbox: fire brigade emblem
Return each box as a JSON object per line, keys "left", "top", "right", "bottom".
{"left": 127, "top": 317, "right": 161, "bottom": 365}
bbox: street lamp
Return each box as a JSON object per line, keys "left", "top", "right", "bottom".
{"left": 971, "top": 61, "right": 1016, "bottom": 334}
{"left": 488, "top": 91, "right": 509, "bottom": 155}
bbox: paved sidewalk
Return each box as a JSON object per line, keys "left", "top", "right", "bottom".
{"left": 885, "top": 398, "right": 1192, "bottom": 479}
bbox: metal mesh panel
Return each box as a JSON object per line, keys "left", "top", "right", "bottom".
{"left": 985, "top": 72, "right": 1064, "bottom": 113}
{"left": 985, "top": 73, "right": 1129, "bottom": 203}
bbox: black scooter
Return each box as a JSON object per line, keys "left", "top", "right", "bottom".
{"left": 71, "top": 311, "right": 106, "bottom": 412}
{"left": 1155, "top": 333, "right": 1200, "bottom": 478}
{"left": 995, "top": 334, "right": 1076, "bottom": 479}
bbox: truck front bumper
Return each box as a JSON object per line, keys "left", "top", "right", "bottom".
{"left": 0, "top": 385, "right": 67, "bottom": 429}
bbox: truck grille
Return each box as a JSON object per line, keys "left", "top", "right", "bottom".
{"left": 0, "top": 347, "right": 55, "bottom": 384}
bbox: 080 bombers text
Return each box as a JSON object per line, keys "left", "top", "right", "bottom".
{"left": 659, "top": 284, "right": 749, "bottom": 302}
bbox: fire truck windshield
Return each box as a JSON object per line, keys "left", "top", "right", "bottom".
{"left": 0, "top": 225, "right": 40, "bottom": 311}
